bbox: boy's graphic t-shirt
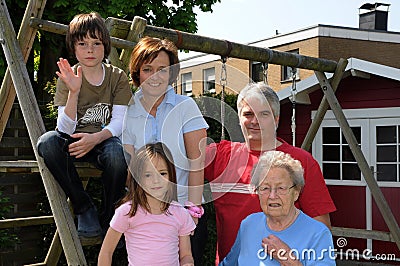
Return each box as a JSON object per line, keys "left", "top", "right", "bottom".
{"left": 54, "top": 63, "right": 131, "bottom": 133}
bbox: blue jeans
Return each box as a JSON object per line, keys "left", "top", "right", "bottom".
{"left": 37, "top": 130, "right": 127, "bottom": 229}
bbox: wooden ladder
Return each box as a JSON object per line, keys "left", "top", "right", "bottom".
{"left": 0, "top": 160, "right": 102, "bottom": 265}
{"left": 0, "top": 0, "right": 145, "bottom": 264}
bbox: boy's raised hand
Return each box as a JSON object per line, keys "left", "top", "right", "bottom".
{"left": 56, "top": 58, "right": 83, "bottom": 94}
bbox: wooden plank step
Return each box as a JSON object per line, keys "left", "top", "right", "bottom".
{"left": 332, "top": 226, "right": 394, "bottom": 242}
{"left": 0, "top": 160, "right": 102, "bottom": 176}
{"left": 0, "top": 216, "right": 102, "bottom": 246}
{"left": 0, "top": 215, "right": 54, "bottom": 229}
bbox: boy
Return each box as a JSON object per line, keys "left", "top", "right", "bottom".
{"left": 37, "top": 12, "right": 132, "bottom": 239}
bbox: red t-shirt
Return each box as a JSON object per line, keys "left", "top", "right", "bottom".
{"left": 204, "top": 138, "right": 336, "bottom": 264}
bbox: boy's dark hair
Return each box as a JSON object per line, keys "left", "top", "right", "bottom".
{"left": 66, "top": 12, "right": 111, "bottom": 59}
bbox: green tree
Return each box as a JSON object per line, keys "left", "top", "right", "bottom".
{"left": 1, "top": 0, "right": 221, "bottom": 106}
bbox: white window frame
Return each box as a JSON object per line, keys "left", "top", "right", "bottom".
{"left": 203, "top": 67, "right": 215, "bottom": 94}
{"left": 313, "top": 107, "right": 400, "bottom": 188}
{"left": 370, "top": 117, "right": 400, "bottom": 187}
{"left": 251, "top": 61, "right": 263, "bottom": 83}
{"left": 314, "top": 118, "right": 368, "bottom": 186}
{"left": 181, "top": 72, "right": 192, "bottom": 96}
{"left": 281, "top": 49, "right": 300, "bottom": 82}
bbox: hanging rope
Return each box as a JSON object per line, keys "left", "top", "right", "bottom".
{"left": 220, "top": 56, "right": 227, "bottom": 140}
{"left": 290, "top": 67, "right": 298, "bottom": 146}
{"left": 262, "top": 62, "right": 269, "bottom": 84}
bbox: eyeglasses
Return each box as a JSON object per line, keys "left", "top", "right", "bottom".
{"left": 256, "top": 184, "right": 296, "bottom": 195}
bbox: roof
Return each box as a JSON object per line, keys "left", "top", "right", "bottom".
{"left": 277, "top": 57, "right": 400, "bottom": 102}
{"left": 251, "top": 24, "right": 400, "bottom": 49}
{"left": 180, "top": 24, "right": 400, "bottom": 68}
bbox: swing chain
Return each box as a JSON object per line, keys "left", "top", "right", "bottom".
{"left": 290, "top": 67, "right": 298, "bottom": 146}
{"left": 290, "top": 67, "right": 298, "bottom": 102}
{"left": 262, "top": 62, "right": 269, "bottom": 84}
{"left": 220, "top": 56, "right": 227, "bottom": 140}
{"left": 220, "top": 57, "right": 227, "bottom": 87}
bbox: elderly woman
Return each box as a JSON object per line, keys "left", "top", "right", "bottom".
{"left": 220, "top": 151, "right": 336, "bottom": 265}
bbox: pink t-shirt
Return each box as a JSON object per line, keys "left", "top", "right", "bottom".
{"left": 110, "top": 201, "right": 196, "bottom": 265}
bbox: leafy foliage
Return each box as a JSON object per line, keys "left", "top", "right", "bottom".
{"left": 0, "top": 190, "right": 19, "bottom": 249}
{"left": 43, "top": 78, "right": 58, "bottom": 119}
{"left": 1, "top": 0, "right": 222, "bottom": 105}
{"left": 195, "top": 92, "right": 242, "bottom": 143}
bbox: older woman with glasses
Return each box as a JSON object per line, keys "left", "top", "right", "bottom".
{"left": 220, "top": 151, "right": 336, "bottom": 265}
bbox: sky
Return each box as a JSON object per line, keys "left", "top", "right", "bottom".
{"left": 179, "top": 0, "right": 400, "bottom": 59}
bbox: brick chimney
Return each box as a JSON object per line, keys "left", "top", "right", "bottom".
{"left": 359, "top": 2, "right": 390, "bottom": 31}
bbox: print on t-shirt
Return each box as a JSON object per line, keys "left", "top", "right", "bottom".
{"left": 77, "top": 103, "right": 111, "bottom": 128}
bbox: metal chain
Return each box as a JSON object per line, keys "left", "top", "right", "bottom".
{"left": 290, "top": 67, "right": 298, "bottom": 146}
{"left": 262, "top": 62, "right": 268, "bottom": 84}
{"left": 220, "top": 57, "right": 227, "bottom": 140}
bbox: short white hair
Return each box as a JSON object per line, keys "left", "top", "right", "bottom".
{"left": 251, "top": 150, "right": 304, "bottom": 189}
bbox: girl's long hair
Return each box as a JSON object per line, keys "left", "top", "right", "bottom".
{"left": 118, "top": 142, "right": 177, "bottom": 216}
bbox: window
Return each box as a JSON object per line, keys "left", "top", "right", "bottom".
{"left": 251, "top": 62, "right": 263, "bottom": 83}
{"left": 321, "top": 126, "right": 362, "bottom": 181}
{"left": 203, "top": 67, "right": 215, "bottom": 94}
{"left": 313, "top": 108, "right": 400, "bottom": 186}
{"left": 281, "top": 49, "right": 299, "bottom": 82}
{"left": 375, "top": 125, "right": 399, "bottom": 182}
{"left": 181, "top": 72, "right": 192, "bottom": 96}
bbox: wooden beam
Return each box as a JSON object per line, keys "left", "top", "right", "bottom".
{"left": 42, "top": 232, "right": 63, "bottom": 266}
{"left": 0, "top": 1, "right": 87, "bottom": 265}
{"left": 30, "top": 17, "right": 339, "bottom": 73}
{"left": 301, "top": 58, "right": 348, "bottom": 151}
{"left": 0, "top": 0, "right": 47, "bottom": 142}
{"left": 29, "top": 17, "right": 135, "bottom": 50}
{"left": 315, "top": 71, "right": 400, "bottom": 251}
{"left": 0, "top": 216, "right": 53, "bottom": 229}
{"left": 332, "top": 227, "right": 394, "bottom": 242}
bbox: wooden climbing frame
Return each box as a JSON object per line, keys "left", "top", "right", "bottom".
{"left": 0, "top": 0, "right": 399, "bottom": 264}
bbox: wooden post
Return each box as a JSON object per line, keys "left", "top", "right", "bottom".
{"left": 105, "top": 15, "right": 148, "bottom": 71}
{"left": 43, "top": 232, "right": 63, "bottom": 266}
{"left": 0, "top": 0, "right": 47, "bottom": 141}
{"left": 315, "top": 71, "right": 400, "bottom": 251}
{"left": 0, "top": 1, "right": 87, "bottom": 265}
{"left": 43, "top": 177, "right": 101, "bottom": 264}
{"left": 118, "top": 16, "right": 147, "bottom": 73}
{"left": 301, "top": 58, "right": 348, "bottom": 151}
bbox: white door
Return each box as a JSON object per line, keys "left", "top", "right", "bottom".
{"left": 313, "top": 107, "right": 400, "bottom": 253}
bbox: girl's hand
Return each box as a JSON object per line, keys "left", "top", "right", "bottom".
{"left": 191, "top": 216, "right": 198, "bottom": 226}
{"left": 56, "top": 58, "right": 82, "bottom": 94}
{"left": 68, "top": 133, "right": 100, "bottom": 158}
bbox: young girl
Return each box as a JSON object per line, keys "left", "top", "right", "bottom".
{"left": 98, "top": 142, "right": 195, "bottom": 265}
